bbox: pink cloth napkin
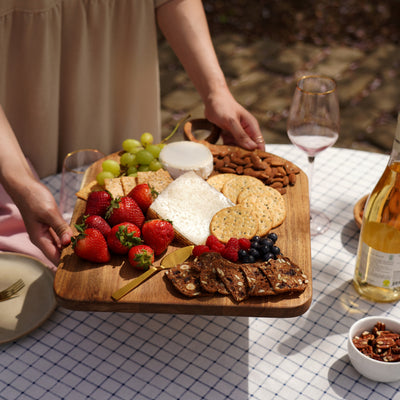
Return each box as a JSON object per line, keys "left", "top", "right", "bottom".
{"left": 0, "top": 165, "right": 57, "bottom": 272}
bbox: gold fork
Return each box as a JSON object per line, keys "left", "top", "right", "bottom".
{"left": 0, "top": 279, "right": 25, "bottom": 301}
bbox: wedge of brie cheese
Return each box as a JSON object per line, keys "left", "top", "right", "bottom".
{"left": 159, "top": 141, "right": 214, "bottom": 179}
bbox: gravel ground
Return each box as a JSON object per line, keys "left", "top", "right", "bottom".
{"left": 203, "top": 0, "right": 400, "bottom": 52}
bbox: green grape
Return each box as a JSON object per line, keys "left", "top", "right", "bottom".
{"left": 158, "top": 143, "right": 166, "bottom": 150}
{"left": 145, "top": 144, "right": 161, "bottom": 159}
{"left": 138, "top": 164, "right": 150, "bottom": 172}
{"left": 127, "top": 166, "right": 138, "bottom": 175}
{"left": 128, "top": 172, "right": 137, "bottom": 177}
{"left": 149, "top": 159, "right": 162, "bottom": 171}
{"left": 135, "top": 149, "right": 154, "bottom": 165}
{"left": 120, "top": 152, "right": 137, "bottom": 167}
{"left": 122, "top": 139, "right": 141, "bottom": 153}
{"left": 130, "top": 145, "right": 144, "bottom": 154}
{"left": 140, "top": 132, "right": 154, "bottom": 147}
{"left": 96, "top": 171, "right": 114, "bottom": 186}
{"left": 102, "top": 159, "right": 121, "bottom": 176}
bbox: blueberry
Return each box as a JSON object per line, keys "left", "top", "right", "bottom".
{"left": 251, "top": 235, "right": 261, "bottom": 243}
{"left": 240, "top": 255, "right": 250, "bottom": 263}
{"left": 259, "top": 238, "right": 273, "bottom": 249}
{"left": 259, "top": 245, "right": 271, "bottom": 255}
{"left": 271, "top": 245, "right": 280, "bottom": 255}
{"left": 238, "top": 249, "right": 248, "bottom": 261}
{"left": 262, "top": 252, "right": 275, "bottom": 262}
{"left": 248, "top": 248, "right": 260, "bottom": 259}
{"left": 267, "top": 233, "right": 278, "bottom": 243}
{"left": 246, "top": 255, "right": 256, "bottom": 263}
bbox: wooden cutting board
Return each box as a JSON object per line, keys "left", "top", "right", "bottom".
{"left": 54, "top": 145, "right": 312, "bottom": 317}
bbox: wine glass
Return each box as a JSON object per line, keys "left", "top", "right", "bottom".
{"left": 287, "top": 75, "right": 340, "bottom": 236}
{"left": 59, "top": 149, "right": 105, "bottom": 222}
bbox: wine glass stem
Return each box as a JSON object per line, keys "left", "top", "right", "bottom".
{"left": 308, "top": 156, "right": 315, "bottom": 206}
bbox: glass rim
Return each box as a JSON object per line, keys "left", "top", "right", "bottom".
{"left": 296, "top": 75, "right": 337, "bottom": 95}
{"left": 63, "top": 148, "right": 105, "bottom": 174}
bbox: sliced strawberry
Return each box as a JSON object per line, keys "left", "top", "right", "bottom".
{"left": 106, "top": 196, "right": 145, "bottom": 227}
{"left": 107, "top": 222, "right": 142, "bottom": 255}
{"left": 72, "top": 228, "right": 110, "bottom": 263}
{"left": 128, "top": 183, "right": 158, "bottom": 213}
{"left": 85, "top": 190, "right": 112, "bottom": 217}
{"left": 128, "top": 245, "right": 155, "bottom": 270}
{"left": 141, "top": 219, "right": 175, "bottom": 256}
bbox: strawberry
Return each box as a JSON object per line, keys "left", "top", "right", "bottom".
{"left": 72, "top": 227, "right": 110, "bottom": 263}
{"left": 206, "top": 235, "right": 225, "bottom": 254}
{"left": 141, "top": 219, "right": 175, "bottom": 255}
{"left": 83, "top": 215, "right": 111, "bottom": 237}
{"left": 128, "top": 183, "right": 158, "bottom": 213}
{"left": 128, "top": 245, "right": 154, "bottom": 270}
{"left": 85, "top": 190, "right": 112, "bottom": 217}
{"left": 193, "top": 245, "right": 210, "bottom": 257}
{"left": 106, "top": 196, "right": 145, "bottom": 227}
{"left": 107, "top": 222, "right": 142, "bottom": 255}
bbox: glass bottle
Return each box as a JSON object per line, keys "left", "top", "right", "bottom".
{"left": 353, "top": 113, "right": 400, "bottom": 302}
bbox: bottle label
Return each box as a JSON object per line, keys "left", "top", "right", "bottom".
{"left": 357, "top": 242, "right": 400, "bottom": 288}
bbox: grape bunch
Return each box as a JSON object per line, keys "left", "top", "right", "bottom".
{"left": 96, "top": 132, "right": 165, "bottom": 185}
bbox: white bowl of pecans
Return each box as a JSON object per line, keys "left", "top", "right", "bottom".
{"left": 348, "top": 315, "right": 400, "bottom": 382}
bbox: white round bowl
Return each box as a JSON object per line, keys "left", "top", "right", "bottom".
{"left": 348, "top": 315, "right": 400, "bottom": 382}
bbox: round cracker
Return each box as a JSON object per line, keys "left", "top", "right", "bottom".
{"left": 240, "top": 195, "right": 274, "bottom": 236}
{"left": 237, "top": 185, "right": 286, "bottom": 228}
{"left": 221, "top": 175, "right": 264, "bottom": 203}
{"left": 210, "top": 205, "right": 258, "bottom": 243}
{"left": 207, "top": 173, "right": 237, "bottom": 192}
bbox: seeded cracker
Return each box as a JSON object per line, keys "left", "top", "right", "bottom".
{"left": 206, "top": 173, "right": 237, "bottom": 192}
{"left": 210, "top": 205, "right": 258, "bottom": 243}
{"left": 104, "top": 178, "right": 125, "bottom": 198}
{"left": 164, "top": 262, "right": 203, "bottom": 297}
{"left": 137, "top": 169, "right": 173, "bottom": 193}
{"left": 259, "top": 255, "right": 308, "bottom": 294}
{"left": 121, "top": 176, "right": 137, "bottom": 195}
{"left": 215, "top": 264, "right": 248, "bottom": 302}
{"left": 221, "top": 175, "right": 265, "bottom": 203}
{"left": 76, "top": 180, "right": 103, "bottom": 200}
{"left": 239, "top": 195, "right": 274, "bottom": 236}
{"left": 237, "top": 185, "right": 286, "bottom": 228}
{"left": 240, "top": 264, "right": 275, "bottom": 296}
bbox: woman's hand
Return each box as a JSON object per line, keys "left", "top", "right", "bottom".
{"left": 204, "top": 89, "right": 265, "bottom": 150}
{"left": 157, "top": 0, "right": 265, "bottom": 151}
{"left": 13, "top": 179, "right": 73, "bottom": 266}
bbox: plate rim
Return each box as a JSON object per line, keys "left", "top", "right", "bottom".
{"left": 0, "top": 251, "right": 56, "bottom": 345}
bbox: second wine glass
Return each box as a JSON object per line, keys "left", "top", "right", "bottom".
{"left": 287, "top": 75, "right": 340, "bottom": 236}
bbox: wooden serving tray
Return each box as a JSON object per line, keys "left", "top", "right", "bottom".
{"left": 54, "top": 145, "right": 312, "bottom": 317}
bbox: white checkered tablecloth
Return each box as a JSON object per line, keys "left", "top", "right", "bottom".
{"left": 1, "top": 144, "right": 400, "bottom": 400}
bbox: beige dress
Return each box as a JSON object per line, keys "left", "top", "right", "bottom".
{"left": 0, "top": 0, "right": 169, "bottom": 178}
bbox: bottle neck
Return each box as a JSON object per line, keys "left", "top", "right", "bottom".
{"left": 389, "top": 115, "right": 400, "bottom": 164}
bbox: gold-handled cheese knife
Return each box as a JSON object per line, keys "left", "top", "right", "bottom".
{"left": 111, "top": 246, "right": 194, "bottom": 301}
